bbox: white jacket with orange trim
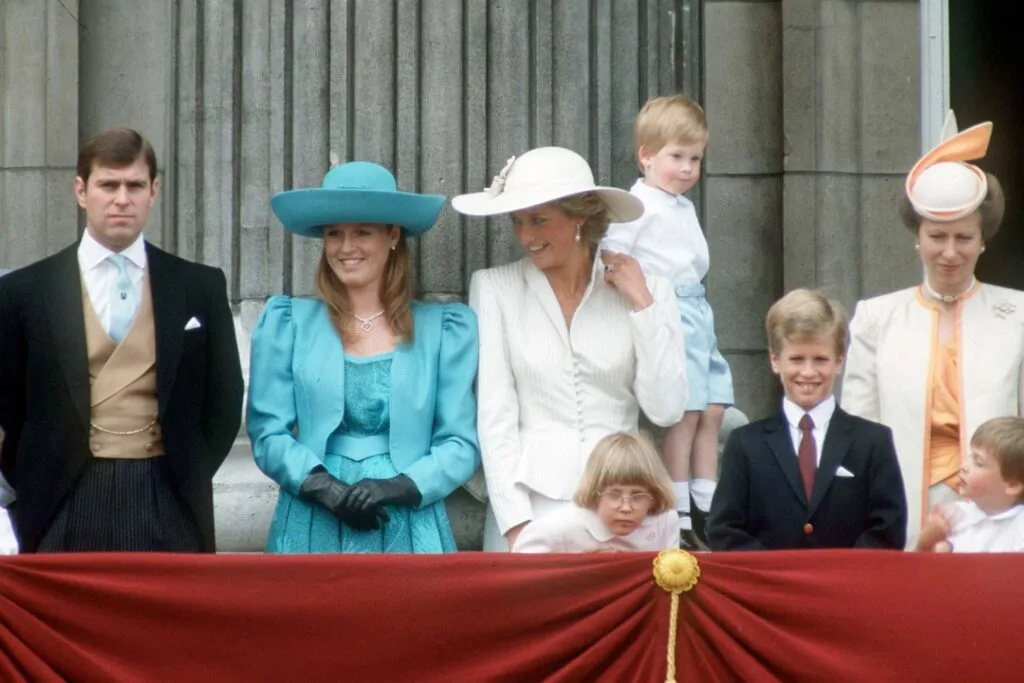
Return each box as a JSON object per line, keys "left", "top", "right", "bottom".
{"left": 842, "top": 283, "right": 1024, "bottom": 545}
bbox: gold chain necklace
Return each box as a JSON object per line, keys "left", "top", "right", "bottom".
{"left": 353, "top": 310, "right": 386, "bottom": 333}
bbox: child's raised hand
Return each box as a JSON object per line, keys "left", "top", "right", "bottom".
{"left": 916, "top": 504, "right": 955, "bottom": 551}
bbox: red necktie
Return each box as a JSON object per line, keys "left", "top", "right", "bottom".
{"left": 798, "top": 414, "right": 817, "bottom": 500}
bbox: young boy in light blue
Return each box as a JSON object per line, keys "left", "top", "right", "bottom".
{"left": 602, "top": 95, "right": 733, "bottom": 548}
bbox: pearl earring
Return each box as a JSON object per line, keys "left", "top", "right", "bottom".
{"left": 914, "top": 244, "right": 920, "bottom": 250}
{"left": 574, "top": 224, "right": 582, "bottom": 243}
{"left": 981, "top": 246, "right": 986, "bottom": 253}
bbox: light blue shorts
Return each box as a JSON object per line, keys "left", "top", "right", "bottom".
{"left": 675, "top": 284, "right": 734, "bottom": 411}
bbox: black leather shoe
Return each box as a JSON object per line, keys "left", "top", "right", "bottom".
{"left": 690, "top": 497, "right": 710, "bottom": 548}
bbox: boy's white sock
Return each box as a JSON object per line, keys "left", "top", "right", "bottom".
{"left": 673, "top": 481, "right": 691, "bottom": 529}
{"left": 690, "top": 478, "right": 717, "bottom": 513}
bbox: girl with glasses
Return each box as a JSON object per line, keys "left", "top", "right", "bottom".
{"left": 512, "top": 432, "right": 680, "bottom": 553}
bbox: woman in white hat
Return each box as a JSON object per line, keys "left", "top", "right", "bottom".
{"left": 247, "top": 160, "right": 480, "bottom": 553}
{"left": 453, "top": 147, "right": 688, "bottom": 551}
{"left": 842, "top": 112, "right": 1024, "bottom": 547}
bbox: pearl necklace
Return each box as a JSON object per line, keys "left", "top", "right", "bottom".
{"left": 922, "top": 277, "right": 976, "bottom": 304}
{"left": 353, "top": 309, "right": 386, "bottom": 333}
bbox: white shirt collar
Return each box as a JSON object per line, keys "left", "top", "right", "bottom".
{"left": 629, "top": 178, "right": 691, "bottom": 207}
{"left": 78, "top": 229, "right": 147, "bottom": 272}
{"left": 962, "top": 502, "right": 1024, "bottom": 525}
{"left": 782, "top": 394, "right": 837, "bottom": 430}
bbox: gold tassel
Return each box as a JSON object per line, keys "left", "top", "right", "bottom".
{"left": 652, "top": 549, "right": 701, "bottom": 683}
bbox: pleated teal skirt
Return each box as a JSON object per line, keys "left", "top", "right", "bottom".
{"left": 265, "top": 450, "right": 457, "bottom": 554}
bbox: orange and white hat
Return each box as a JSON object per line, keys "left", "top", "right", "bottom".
{"left": 905, "top": 110, "right": 992, "bottom": 222}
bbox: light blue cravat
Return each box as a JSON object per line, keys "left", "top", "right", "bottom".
{"left": 107, "top": 253, "right": 138, "bottom": 343}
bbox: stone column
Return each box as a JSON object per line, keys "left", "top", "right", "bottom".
{"left": 0, "top": 1, "right": 80, "bottom": 265}
{"left": 781, "top": 0, "right": 922, "bottom": 307}
{"left": 703, "top": 0, "right": 785, "bottom": 420}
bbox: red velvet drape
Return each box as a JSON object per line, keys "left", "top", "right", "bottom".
{"left": 0, "top": 551, "right": 1019, "bottom": 682}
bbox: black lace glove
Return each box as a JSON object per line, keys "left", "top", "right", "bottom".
{"left": 346, "top": 474, "right": 422, "bottom": 513}
{"left": 300, "top": 470, "right": 390, "bottom": 530}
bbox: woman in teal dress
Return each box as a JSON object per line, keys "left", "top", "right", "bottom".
{"left": 246, "top": 160, "right": 480, "bottom": 553}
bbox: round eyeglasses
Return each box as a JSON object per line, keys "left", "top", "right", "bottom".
{"left": 599, "top": 490, "right": 654, "bottom": 507}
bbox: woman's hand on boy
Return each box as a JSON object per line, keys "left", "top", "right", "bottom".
{"left": 600, "top": 251, "right": 653, "bottom": 312}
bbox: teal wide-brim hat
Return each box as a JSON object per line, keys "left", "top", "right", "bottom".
{"left": 270, "top": 161, "right": 446, "bottom": 238}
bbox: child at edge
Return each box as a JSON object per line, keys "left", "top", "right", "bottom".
{"left": 512, "top": 432, "right": 681, "bottom": 553}
{"left": 917, "top": 417, "right": 1024, "bottom": 553}
{"left": 706, "top": 289, "right": 907, "bottom": 550}
{"left": 602, "top": 95, "right": 734, "bottom": 549}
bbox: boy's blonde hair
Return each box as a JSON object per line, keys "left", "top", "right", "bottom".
{"left": 634, "top": 95, "right": 709, "bottom": 162}
{"left": 971, "top": 417, "right": 1024, "bottom": 501}
{"left": 765, "top": 288, "right": 849, "bottom": 358}
{"left": 574, "top": 432, "right": 675, "bottom": 513}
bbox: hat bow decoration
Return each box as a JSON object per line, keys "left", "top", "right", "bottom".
{"left": 484, "top": 156, "right": 517, "bottom": 198}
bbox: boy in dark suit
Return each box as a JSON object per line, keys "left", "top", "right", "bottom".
{"left": 707, "top": 289, "right": 907, "bottom": 550}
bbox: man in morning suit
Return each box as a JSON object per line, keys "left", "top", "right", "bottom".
{"left": 707, "top": 289, "right": 907, "bottom": 550}
{"left": 0, "top": 128, "right": 243, "bottom": 553}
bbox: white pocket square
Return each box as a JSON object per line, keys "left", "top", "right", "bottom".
{"left": 835, "top": 465, "right": 855, "bottom": 478}
{"left": 184, "top": 317, "right": 202, "bottom": 331}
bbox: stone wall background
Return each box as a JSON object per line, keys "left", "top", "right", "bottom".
{"left": 1, "top": 0, "right": 924, "bottom": 550}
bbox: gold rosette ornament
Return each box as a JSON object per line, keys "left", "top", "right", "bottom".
{"left": 653, "top": 549, "right": 701, "bottom": 683}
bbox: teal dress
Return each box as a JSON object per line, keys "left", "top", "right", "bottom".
{"left": 246, "top": 296, "right": 479, "bottom": 555}
{"left": 265, "top": 354, "right": 456, "bottom": 553}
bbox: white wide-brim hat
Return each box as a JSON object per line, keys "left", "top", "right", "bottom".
{"left": 906, "top": 111, "right": 992, "bottom": 223}
{"left": 451, "top": 147, "right": 644, "bottom": 222}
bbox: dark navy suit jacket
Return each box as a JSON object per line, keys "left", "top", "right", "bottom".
{"left": 707, "top": 406, "right": 908, "bottom": 550}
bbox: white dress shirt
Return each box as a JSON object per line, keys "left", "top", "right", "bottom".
{"left": 0, "top": 509, "right": 15, "bottom": 555}
{"left": 469, "top": 256, "right": 688, "bottom": 536}
{"left": 782, "top": 395, "right": 837, "bottom": 465}
{"left": 513, "top": 504, "right": 681, "bottom": 553}
{"left": 947, "top": 501, "right": 1024, "bottom": 552}
{"left": 602, "top": 179, "right": 710, "bottom": 286}
{"left": 0, "top": 445, "right": 14, "bottom": 553}
{"left": 78, "top": 229, "right": 147, "bottom": 331}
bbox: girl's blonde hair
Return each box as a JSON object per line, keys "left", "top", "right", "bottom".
{"left": 574, "top": 432, "right": 675, "bottom": 513}
{"left": 315, "top": 228, "right": 415, "bottom": 345}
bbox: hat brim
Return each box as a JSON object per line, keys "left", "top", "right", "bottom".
{"left": 452, "top": 183, "right": 644, "bottom": 222}
{"left": 270, "top": 189, "right": 446, "bottom": 238}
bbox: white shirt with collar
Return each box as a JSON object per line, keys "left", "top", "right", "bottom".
{"left": 512, "top": 504, "right": 681, "bottom": 553}
{"left": 78, "top": 229, "right": 147, "bottom": 331}
{"left": 947, "top": 501, "right": 1024, "bottom": 552}
{"left": 602, "top": 178, "right": 710, "bottom": 287}
{"left": 782, "top": 395, "right": 837, "bottom": 465}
